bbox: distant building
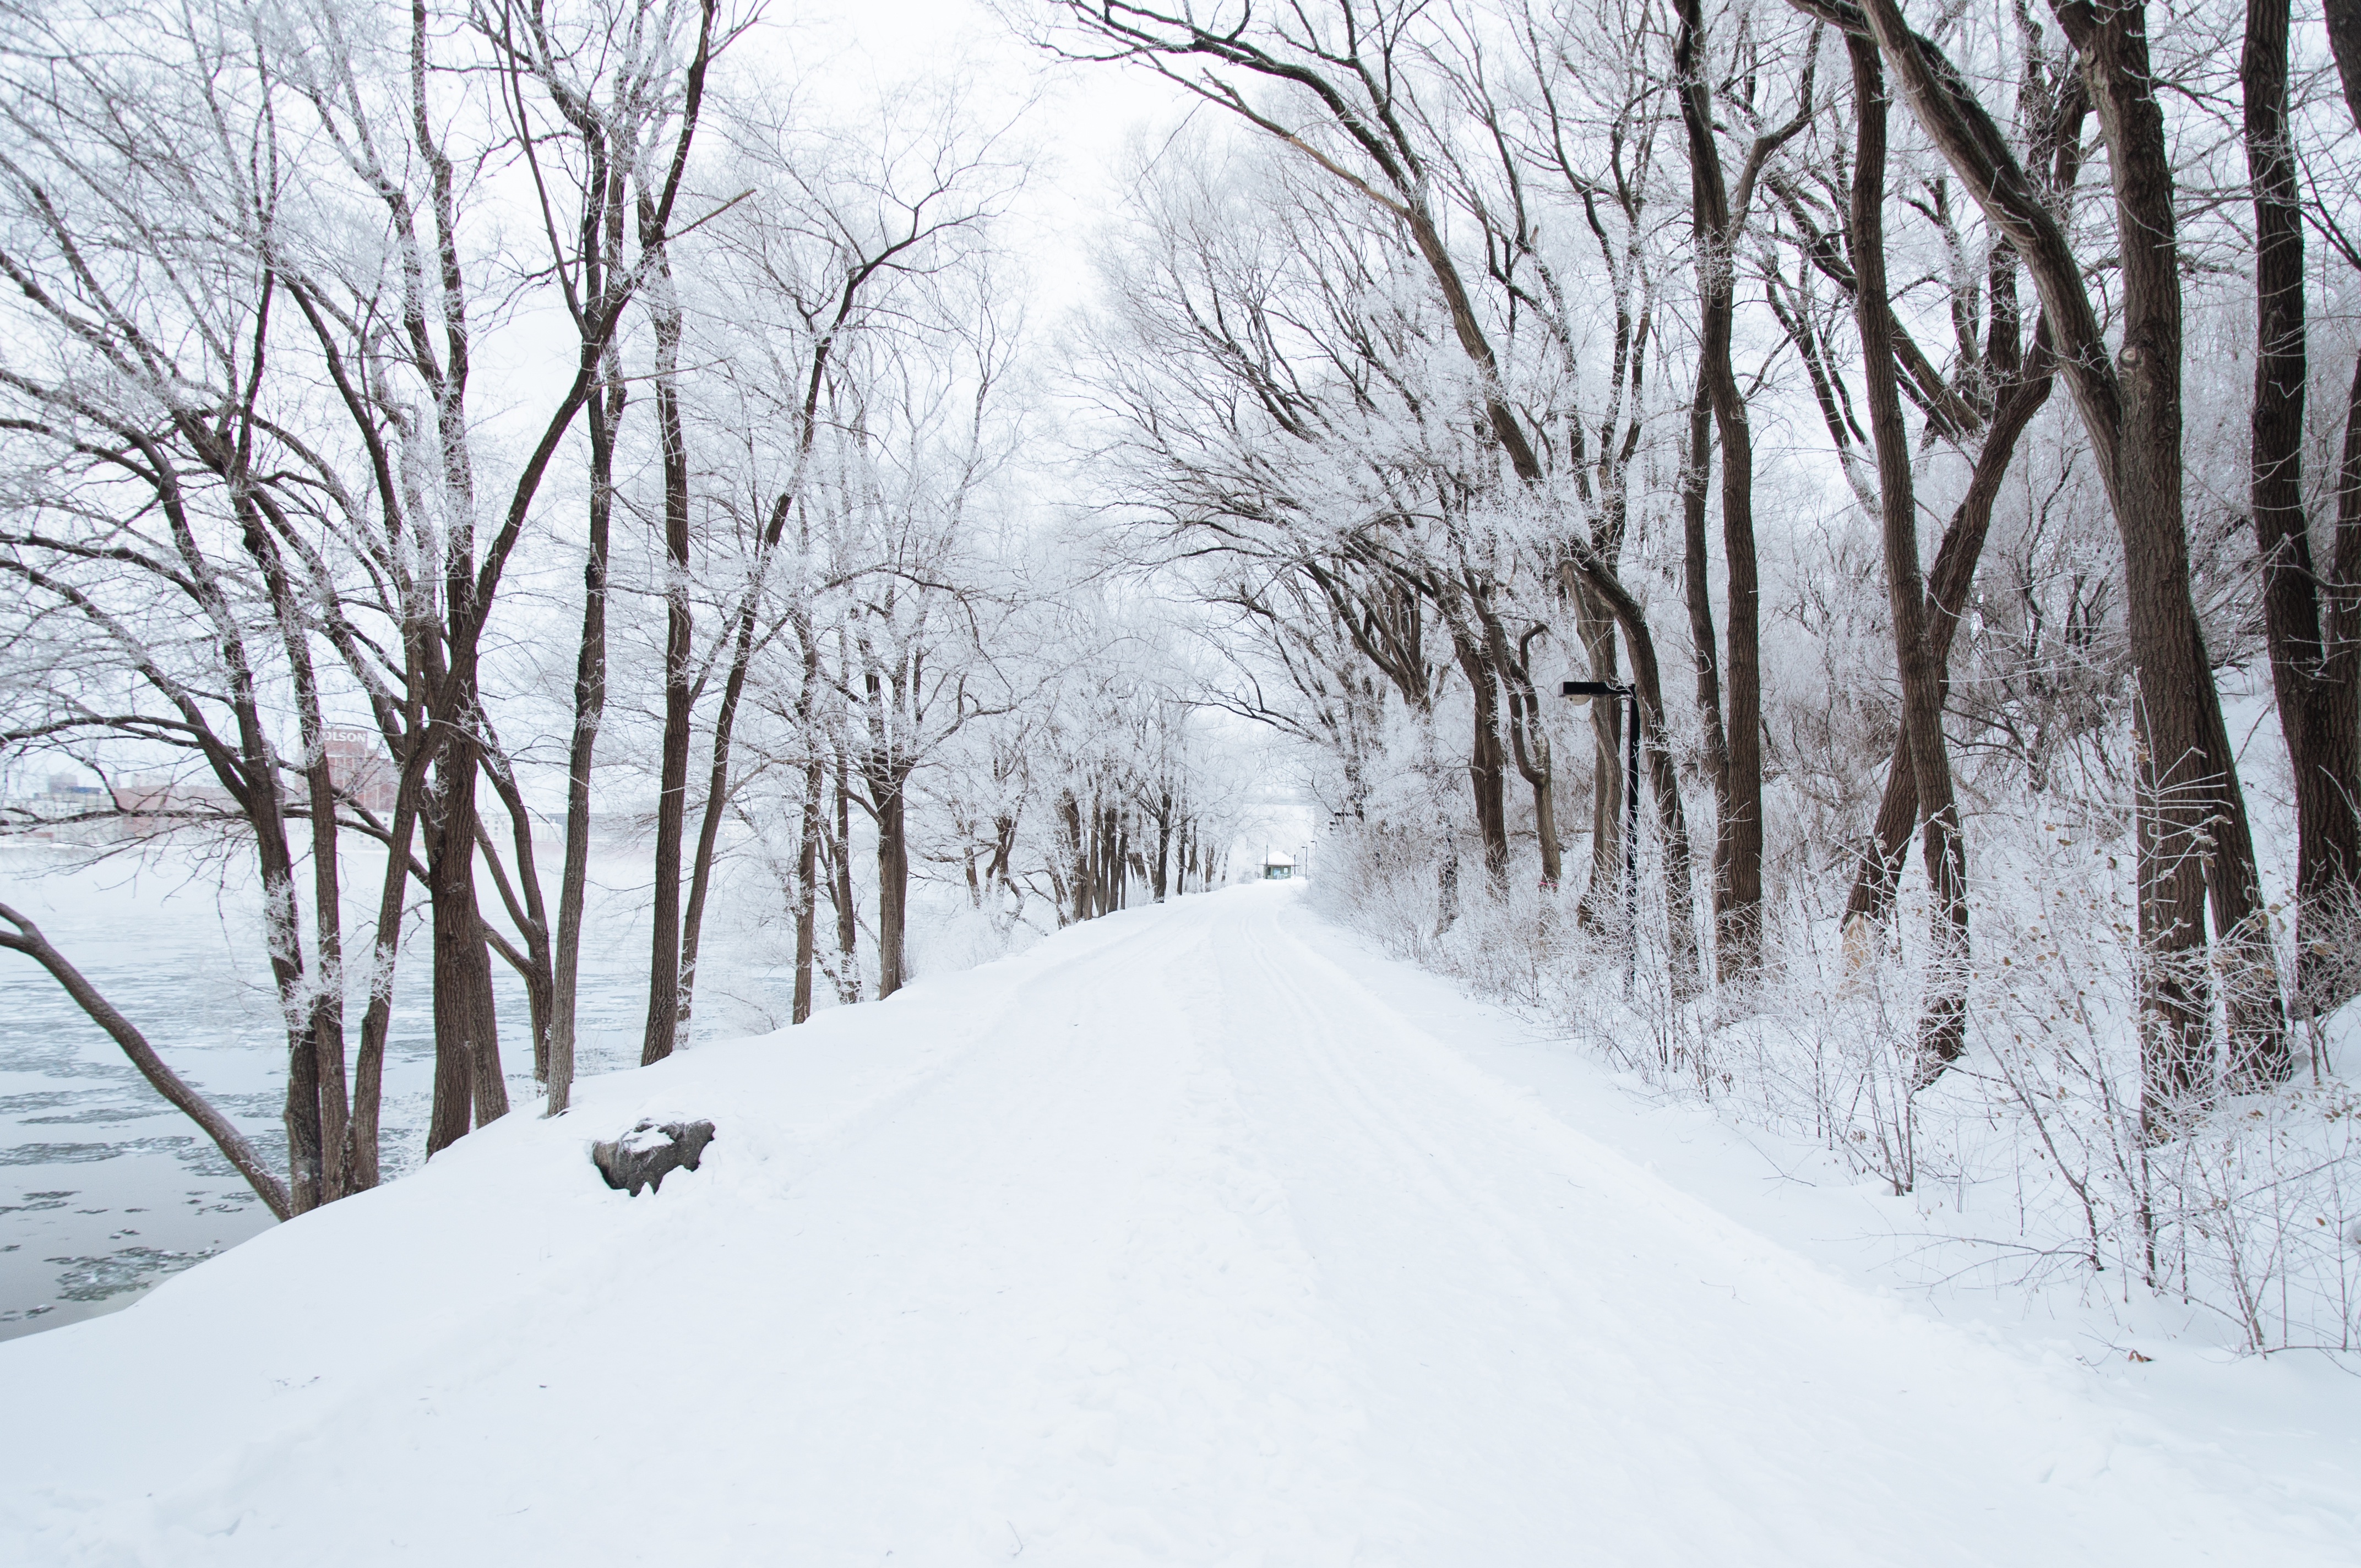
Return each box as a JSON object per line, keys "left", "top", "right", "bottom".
{"left": 117, "top": 776, "right": 235, "bottom": 819}
{"left": 325, "top": 727, "right": 396, "bottom": 813}
{"left": 1263, "top": 849, "right": 1295, "bottom": 880}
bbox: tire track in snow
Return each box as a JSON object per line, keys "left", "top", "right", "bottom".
{"left": 972, "top": 914, "right": 1381, "bottom": 1566}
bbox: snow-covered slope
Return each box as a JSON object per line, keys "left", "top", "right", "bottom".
{"left": 0, "top": 883, "right": 2351, "bottom": 1565}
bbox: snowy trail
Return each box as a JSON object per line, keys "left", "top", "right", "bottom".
{"left": 0, "top": 883, "right": 2348, "bottom": 1565}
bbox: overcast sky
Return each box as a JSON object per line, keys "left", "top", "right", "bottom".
{"left": 781, "top": 0, "right": 1201, "bottom": 319}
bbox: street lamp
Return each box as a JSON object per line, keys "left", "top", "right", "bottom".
{"left": 1562, "top": 679, "right": 1641, "bottom": 954}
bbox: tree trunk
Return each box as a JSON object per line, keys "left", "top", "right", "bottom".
{"left": 2315, "top": 2, "right": 2361, "bottom": 1018}
{"left": 1679, "top": 371, "right": 1732, "bottom": 826}
{"left": 548, "top": 356, "right": 622, "bottom": 1116}
{"left": 875, "top": 767, "right": 910, "bottom": 998}
{"left": 831, "top": 745, "right": 861, "bottom": 1001}
{"left": 2329, "top": 0, "right": 2361, "bottom": 134}
{"left": 1844, "top": 329, "right": 2054, "bottom": 939}
{"left": 1516, "top": 711, "right": 1562, "bottom": 889}
{"left": 2246, "top": 0, "right": 2359, "bottom": 1049}
{"left": 293, "top": 727, "right": 349, "bottom": 1200}
{"left": 348, "top": 739, "right": 427, "bottom": 1188}
{"left": 1854, "top": 0, "right": 2280, "bottom": 1130}
{"left": 2331, "top": 351, "right": 2361, "bottom": 921}
{"left": 1154, "top": 792, "right": 1172, "bottom": 901}
{"left": 1849, "top": 35, "right": 1969, "bottom": 1076}
{"left": 424, "top": 683, "right": 504, "bottom": 1153}
{"left": 1454, "top": 633, "right": 1511, "bottom": 889}
{"left": 1057, "top": 790, "right": 1084, "bottom": 925}
{"left": 1490, "top": 618, "right": 1561, "bottom": 889}
{"left": 1677, "top": 0, "right": 1765, "bottom": 981}
{"left": 2082, "top": 0, "right": 2281, "bottom": 1114}
{"left": 478, "top": 746, "right": 553, "bottom": 1084}
{"left": 676, "top": 629, "right": 747, "bottom": 1033}
{"left": 1571, "top": 580, "right": 1624, "bottom": 924}
{"left": 640, "top": 246, "right": 693, "bottom": 1067}
{"left": 792, "top": 638, "right": 824, "bottom": 1025}
{"left": 1117, "top": 816, "right": 1132, "bottom": 910}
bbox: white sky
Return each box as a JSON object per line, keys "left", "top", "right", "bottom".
{"left": 772, "top": 0, "right": 1199, "bottom": 319}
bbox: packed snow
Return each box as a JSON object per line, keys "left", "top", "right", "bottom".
{"left": 0, "top": 882, "right": 2352, "bottom": 1565}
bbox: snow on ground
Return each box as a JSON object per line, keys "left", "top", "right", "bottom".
{"left": 0, "top": 881, "right": 2353, "bottom": 1565}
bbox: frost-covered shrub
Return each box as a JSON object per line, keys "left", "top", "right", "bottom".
{"left": 1308, "top": 826, "right": 1449, "bottom": 968}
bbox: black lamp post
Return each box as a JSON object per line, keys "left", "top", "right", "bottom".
{"left": 1562, "top": 679, "right": 1640, "bottom": 952}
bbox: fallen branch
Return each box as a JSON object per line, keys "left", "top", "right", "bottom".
{"left": 0, "top": 900, "right": 292, "bottom": 1220}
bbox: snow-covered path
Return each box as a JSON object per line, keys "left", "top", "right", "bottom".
{"left": 0, "top": 883, "right": 2348, "bottom": 1565}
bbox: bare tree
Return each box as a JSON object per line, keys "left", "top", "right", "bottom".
{"left": 1800, "top": 0, "right": 2284, "bottom": 1123}
{"left": 1841, "top": 31, "right": 1968, "bottom": 1071}
{"left": 1042, "top": 0, "right": 1703, "bottom": 987}
{"left": 1673, "top": 0, "right": 1816, "bottom": 981}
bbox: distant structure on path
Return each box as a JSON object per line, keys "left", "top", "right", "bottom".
{"left": 1263, "top": 849, "right": 1295, "bottom": 880}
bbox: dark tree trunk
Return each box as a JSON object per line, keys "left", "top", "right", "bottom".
{"left": 424, "top": 680, "right": 504, "bottom": 1152}
{"left": 1454, "top": 631, "right": 1511, "bottom": 889}
{"left": 549, "top": 353, "right": 622, "bottom": 1115}
{"left": 1848, "top": 36, "right": 1969, "bottom": 1076}
{"left": 874, "top": 767, "right": 911, "bottom": 997}
{"left": 2079, "top": 0, "right": 2282, "bottom": 1112}
{"left": 1679, "top": 374, "right": 1732, "bottom": 826}
{"left": 2320, "top": 4, "right": 2361, "bottom": 996}
{"left": 2246, "top": 0, "right": 2361, "bottom": 1046}
{"left": 1484, "top": 610, "right": 1561, "bottom": 889}
{"left": 1101, "top": 804, "right": 1117, "bottom": 915}
{"left": 1103, "top": 805, "right": 1123, "bottom": 913}
{"left": 1057, "top": 790, "right": 1085, "bottom": 925}
{"left": 792, "top": 637, "right": 824, "bottom": 1025}
{"left": 676, "top": 634, "right": 746, "bottom": 1032}
{"left": 1154, "top": 792, "right": 1172, "bottom": 901}
{"left": 294, "top": 731, "right": 349, "bottom": 1201}
{"left": 475, "top": 742, "right": 553, "bottom": 1088}
{"left": 2329, "top": 0, "right": 2361, "bottom": 132}
{"left": 1508, "top": 692, "right": 1562, "bottom": 889}
{"left": 640, "top": 249, "right": 693, "bottom": 1068}
{"left": 348, "top": 739, "right": 428, "bottom": 1188}
{"left": 1571, "top": 581, "right": 1625, "bottom": 924}
{"left": 831, "top": 745, "right": 861, "bottom": 1001}
{"left": 1676, "top": 0, "right": 1766, "bottom": 981}
{"left": 1116, "top": 816, "right": 1132, "bottom": 911}
{"left": 1845, "top": 331, "right": 2055, "bottom": 934}
{"left": 1854, "top": 0, "right": 2281, "bottom": 1130}
{"left": 792, "top": 755, "right": 824, "bottom": 1024}
{"left": 2334, "top": 351, "right": 2361, "bottom": 839}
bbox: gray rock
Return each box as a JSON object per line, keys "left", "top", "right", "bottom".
{"left": 590, "top": 1119, "right": 717, "bottom": 1196}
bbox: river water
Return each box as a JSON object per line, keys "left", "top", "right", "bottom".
{"left": 0, "top": 842, "right": 787, "bottom": 1340}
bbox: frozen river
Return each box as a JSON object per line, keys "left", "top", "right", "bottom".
{"left": 0, "top": 843, "right": 745, "bottom": 1338}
